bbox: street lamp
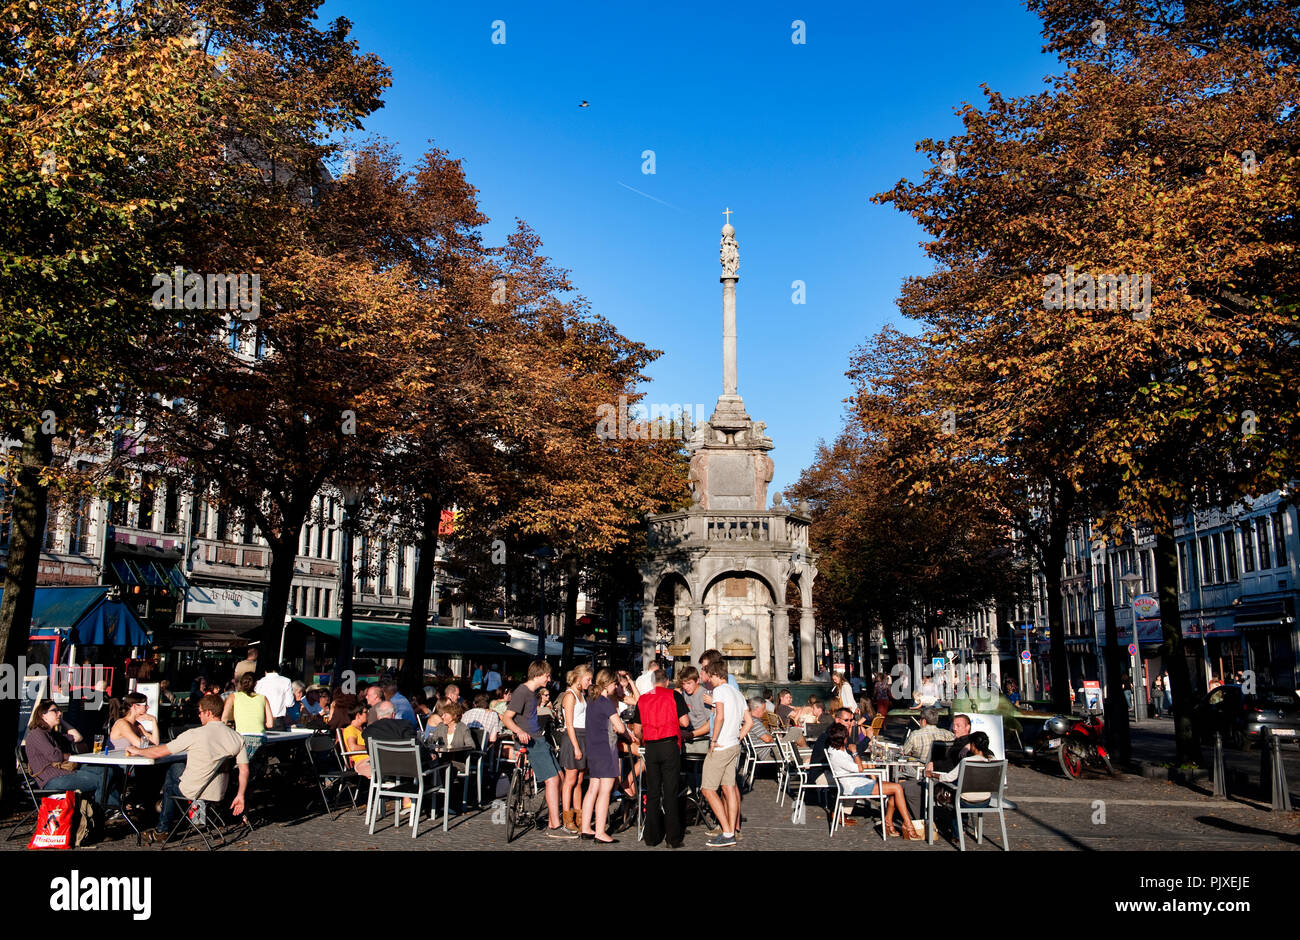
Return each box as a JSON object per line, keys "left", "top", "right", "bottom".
{"left": 1119, "top": 569, "right": 1146, "bottom": 721}
{"left": 334, "top": 483, "right": 365, "bottom": 686}
{"left": 532, "top": 546, "right": 554, "bottom": 662}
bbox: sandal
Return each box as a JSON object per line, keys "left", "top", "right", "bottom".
{"left": 900, "top": 823, "right": 922, "bottom": 841}
{"left": 883, "top": 822, "right": 901, "bottom": 838}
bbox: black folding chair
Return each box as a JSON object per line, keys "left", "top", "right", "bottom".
{"left": 161, "top": 758, "right": 252, "bottom": 851}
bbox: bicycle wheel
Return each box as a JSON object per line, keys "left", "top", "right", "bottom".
{"left": 506, "top": 768, "right": 528, "bottom": 843}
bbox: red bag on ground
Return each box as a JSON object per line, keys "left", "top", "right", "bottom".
{"left": 28, "top": 791, "right": 77, "bottom": 849}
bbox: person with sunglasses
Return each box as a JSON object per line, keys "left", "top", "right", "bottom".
{"left": 25, "top": 701, "right": 121, "bottom": 809}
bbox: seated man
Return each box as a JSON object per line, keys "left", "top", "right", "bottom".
{"left": 382, "top": 680, "right": 419, "bottom": 728}
{"left": 127, "top": 693, "right": 249, "bottom": 843}
{"left": 900, "top": 706, "right": 955, "bottom": 764}
{"left": 366, "top": 700, "right": 417, "bottom": 743}
{"left": 462, "top": 693, "right": 502, "bottom": 743}
{"left": 746, "top": 699, "right": 780, "bottom": 761}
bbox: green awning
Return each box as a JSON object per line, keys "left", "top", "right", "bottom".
{"left": 292, "top": 617, "right": 525, "bottom": 658}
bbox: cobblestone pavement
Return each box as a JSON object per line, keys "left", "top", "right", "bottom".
{"left": 6, "top": 759, "right": 1298, "bottom": 853}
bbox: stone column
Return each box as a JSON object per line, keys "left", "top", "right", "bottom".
{"left": 755, "top": 609, "right": 771, "bottom": 681}
{"left": 799, "top": 607, "right": 816, "bottom": 681}
{"left": 689, "top": 605, "right": 707, "bottom": 664}
{"left": 641, "top": 583, "right": 658, "bottom": 672}
{"left": 773, "top": 606, "right": 790, "bottom": 683}
{"left": 722, "top": 277, "right": 738, "bottom": 396}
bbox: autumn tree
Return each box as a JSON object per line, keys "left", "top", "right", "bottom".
{"left": 873, "top": 2, "right": 1299, "bottom": 759}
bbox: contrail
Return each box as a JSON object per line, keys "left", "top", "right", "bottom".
{"left": 616, "top": 181, "right": 685, "bottom": 212}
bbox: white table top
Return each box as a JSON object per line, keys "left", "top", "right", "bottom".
{"left": 263, "top": 729, "right": 318, "bottom": 743}
{"left": 67, "top": 751, "right": 184, "bottom": 766}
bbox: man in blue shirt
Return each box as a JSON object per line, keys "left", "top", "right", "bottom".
{"left": 382, "top": 680, "right": 418, "bottom": 728}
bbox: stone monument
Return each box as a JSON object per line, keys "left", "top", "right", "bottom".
{"left": 641, "top": 211, "right": 818, "bottom": 681}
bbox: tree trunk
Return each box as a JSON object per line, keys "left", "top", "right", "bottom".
{"left": 1154, "top": 509, "right": 1200, "bottom": 764}
{"left": 260, "top": 519, "right": 306, "bottom": 669}
{"left": 401, "top": 490, "right": 442, "bottom": 696}
{"left": 1045, "top": 485, "right": 1074, "bottom": 714}
{"left": 0, "top": 428, "right": 53, "bottom": 808}
{"left": 1101, "top": 556, "right": 1132, "bottom": 764}
{"left": 560, "top": 558, "right": 579, "bottom": 678}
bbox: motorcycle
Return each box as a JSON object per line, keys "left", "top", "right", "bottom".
{"left": 1023, "top": 712, "right": 1114, "bottom": 778}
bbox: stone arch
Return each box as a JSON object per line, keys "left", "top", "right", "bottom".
{"left": 652, "top": 572, "right": 693, "bottom": 650}
{"left": 700, "top": 568, "right": 778, "bottom": 681}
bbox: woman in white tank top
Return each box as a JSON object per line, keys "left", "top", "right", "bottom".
{"left": 559, "top": 665, "right": 593, "bottom": 832}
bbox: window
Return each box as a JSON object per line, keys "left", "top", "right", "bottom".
{"left": 378, "top": 539, "right": 389, "bottom": 595}
{"left": 1200, "top": 536, "right": 1215, "bottom": 585}
{"left": 1272, "top": 510, "right": 1288, "bottom": 567}
{"left": 228, "top": 320, "right": 241, "bottom": 351}
{"left": 69, "top": 497, "right": 91, "bottom": 554}
{"left": 138, "top": 476, "right": 155, "bottom": 530}
{"left": 396, "top": 546, "right": 406, "bottom": 596}
{"left": 1212, "top": 533, "right": 1226, "bottom": 585}
{"left": 314, "top": 587, "right": 322, "bottom": 617}
{"left": 215, "top": 508, "right": 229, "bottom": 542}
{"left": 1178, "top": 541, "right": 1191, "bottom": 592}
{"left": 1140, "top": 550, "right": 1152, "bottom": 593}
{"left": 323, "top": 588, "right": 332, "bottom": 616}
{"left": 163, "top": 485, "right": 180, "bottom": 534}
{"left": 1224, "top": 530, "right": 1238, "bottom": 581}
{"left": 1256, "top": 518, "right": 1272, "bottom": 570}
{"left": 1241, "top": 522, "right": 1256, "bottom": 572}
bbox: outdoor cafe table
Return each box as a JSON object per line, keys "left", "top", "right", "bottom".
{"left": 67, "top": 750, "right": 185, "bottom": 844}
{"left": 416, "top": 743, "right": 472, "bottom": 831}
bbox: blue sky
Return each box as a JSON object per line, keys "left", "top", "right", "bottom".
{"left": 320, "top": 0, "right": 1059, "bottom": 494}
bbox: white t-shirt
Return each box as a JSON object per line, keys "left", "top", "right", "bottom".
{"left": 634, "top": 670, "right": 657, "bottom": 696}
{"left": 710, "top": 682, "right": 747, "bottom": 750}
{"left": 838, "top": 684, "right": 857, "bottom": 712}
{"left": 255, "top": 672, "right": 294, "bottom": 718}
{"left": 827, "top": 746, "right": 860, "bottom": 779}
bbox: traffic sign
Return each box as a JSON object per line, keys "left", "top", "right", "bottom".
{"left": 932, "top": 657, "right": 945, "bottom": 672}
{"left": 1127, "top": 643, "right": 1137, "bottom": 656}
{"left": 1020, "top": 650, "right": 1032, "bottom": 664}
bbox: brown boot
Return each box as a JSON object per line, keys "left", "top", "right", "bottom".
{"left": 562, "top": 809, "right": 579, "bottom": 832}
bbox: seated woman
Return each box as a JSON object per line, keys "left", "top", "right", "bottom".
{"left": 926, "top": 731, "right": 996, "bottom": 839}
{"left": 221, "top": 672, "right": 274, "bottom": 759}
{"left": 108, "top": 692, "right": 160, "bottom": 751}
{"left": 825, "top": 723, "right": 921, "bottom": 840}
{"left": 423, "top": 701, "right": 474, "bottom": 785}
{"left": 24, "top": 702, "right": 121, "bottom": 809}
{"left": 107, "top": 692, "right": 163, "bottom": 812}
{"left": 341, "top": 704, "right": 372, "bottom": 778}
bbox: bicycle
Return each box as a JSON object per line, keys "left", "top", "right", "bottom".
{"left": 505, "top": 746, "right": 542, "bottom": 843}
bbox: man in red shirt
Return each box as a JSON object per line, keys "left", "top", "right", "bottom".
{"left": 637, "top": 668, "right": 691, "bottom": 848}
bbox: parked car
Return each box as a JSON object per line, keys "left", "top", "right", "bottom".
{"left": 1193, "top": 684, "right": 1300, "bottom": 748}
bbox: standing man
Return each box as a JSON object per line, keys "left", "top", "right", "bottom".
{"left": 700, "top": 660, "right": 751, "bottom": 847}
{"left": 471, "top": 664, "right": 484, "bottom": 691}
{"left": 678, "top": 667, "right": 711, "bottom": 755}
{"left": 234, "top": 646, "right": 259, "bottom": 682}
{"left": 484, "top": 663, "right": 502, "bottom": 695}
{"left": 638, "top": 668, "right": 690, "bottom": 848}
{"left": 255, "top": 663, "right": 295, "bottom": 730}
{"left": 128, "top": 693, "right": 249, "bottom": 843}
{"left": 502, "top": 660, "right": 575, "bottom": 839}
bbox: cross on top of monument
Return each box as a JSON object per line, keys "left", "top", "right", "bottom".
{"left": 723, "top": 207, "right": 733, "bottom": 226}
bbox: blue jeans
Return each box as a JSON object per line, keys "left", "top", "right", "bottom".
{"left": 155, "top": 763, "right": 186, "bottom": 834}
{"left": 1124, "top": 690, "right": 1133, "bottom": 710}
{"left": 45, "top": 767, "right": 119, "bottom": 808}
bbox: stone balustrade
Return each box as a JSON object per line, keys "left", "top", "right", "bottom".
{"left": 648, "top": 510, "right": 812, "bottom": 549}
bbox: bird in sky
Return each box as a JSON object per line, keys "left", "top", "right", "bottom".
{"left": 579, "top": 100, "right": 589, "bottom": 108}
